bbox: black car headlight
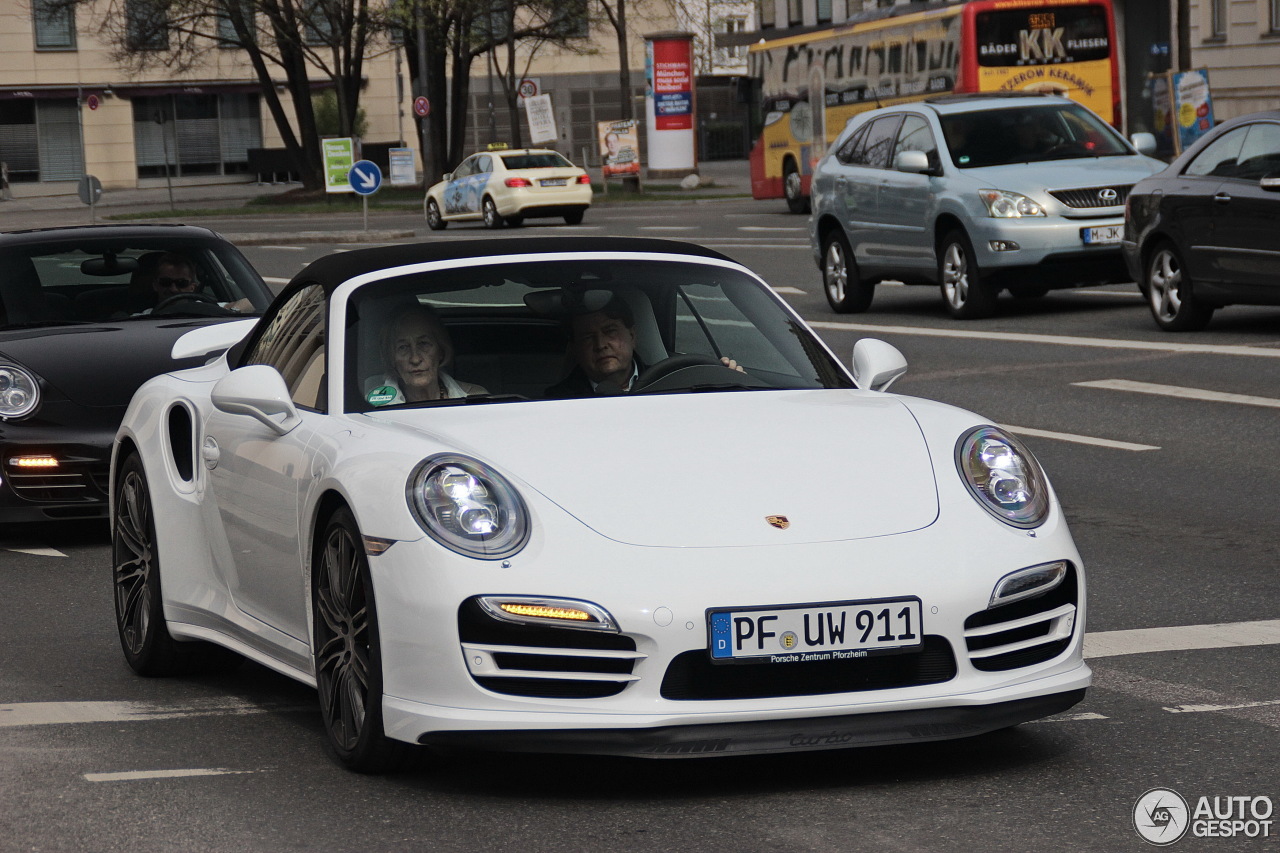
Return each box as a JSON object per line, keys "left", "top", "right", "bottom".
{"left": 956, "top": 426, "right": 1049, "bottom": 528}
{"left": 0, "top": 363, "right": 40, "bottom": 420}
{"left": 407, "top": 454, "right": 529, "bottom": 559}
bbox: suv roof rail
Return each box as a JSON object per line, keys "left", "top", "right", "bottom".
{"left": 924, "top": 92, "right": 1060, "bottom": 105}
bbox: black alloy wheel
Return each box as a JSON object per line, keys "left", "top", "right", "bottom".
{"left": 313, "top": 507, "right": 410, "bottom": 773}
{"left": 113, "top": 453, "right": 238, "bottom": 676}
{"left": 1145, "top": 241, "right": 1214, "bottom": 331}
{"left": 822, "top": 229, "right": 874, "bottom": 313}
{"left": 939, "top": 229, "right": 998, "bottom": 319}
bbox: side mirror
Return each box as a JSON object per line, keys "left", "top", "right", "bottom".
{"left": 212, "top": 365, "right": 301, "bottom": 436}
{"left": 1130, "top": 132, "right": 1157, "bottom": 156}
{"left": 894, "top": 149, "right": 932, "bottom": 174}
{"left": 851, "top": 338, "right": 908, "bottom": 392}
{"left": 443, "top": 172, "right": 454, "bottom": 181}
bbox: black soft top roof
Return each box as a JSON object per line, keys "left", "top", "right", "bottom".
{"left": 290, "top": 237, "right": 737, "bottom": 291}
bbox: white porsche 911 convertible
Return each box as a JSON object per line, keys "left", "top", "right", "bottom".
{"left": 111, "top": 237, "right": 1089, "bottom": 772}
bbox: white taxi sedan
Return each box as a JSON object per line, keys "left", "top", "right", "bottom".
{"left": 425, "top": 148, "right": 592, "bottom": 230}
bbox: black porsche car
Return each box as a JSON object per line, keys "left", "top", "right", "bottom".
{"left": 1122, "top": 110, "right": 1280, "bottom": 330}
{"left": 0, "top": 224, "right": 271, "bottom": 522}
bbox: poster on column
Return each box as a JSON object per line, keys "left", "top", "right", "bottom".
{"left": 651, "top": 39, "right": 693, "bottom": 130}
{"left": 598, "top": 120, "right": 640, "bottom": 177}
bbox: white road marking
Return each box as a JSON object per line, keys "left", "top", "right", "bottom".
{"left": 1000, "top": 424, "right": 1160, "bottom": 452}
{"left": 3, "top": 546, "right": 66, "bottom": 557}
{"left": 84, "top": 769, "right": 262, "bottom": 782}
{"left": 1164, "top": 700, "right": 1280, "bottom": 714}
{"left": 255, "top": 246, "right": 305, "bottom": 251}
{"left": 1085, "top": 619, "right": 1280, "bottom": 659}
{"left": 1091, "top": 667, "right": 1280, "bottom": 730}
{"left": 772, "top": 286, "right": 806, "bottom": 295}
{"left": 262, "top": 276, "right": 291, "bottom": 286}
{"left": 639, "top": 226, "right": 699, "bottom": 231}
{"left": 1028, "top": 712, "right": 1110, "bottom": 724}
{"left": 0, "top": 699, "right": 308, "bottom": 728}
{"left": 738, "top": 226, "right": 805, "bottom": 232}
{"left": 808, "top": 321, "right": 1280, "bottom": 359}
{"left": 699, "top": 243, "right": 808, "bottom": 250}
{"left": 1075, "top": 379, "right": 1280, "bottom": 409}
{"left": 1064, "top": 289, "right": 1142, "bottom": 298}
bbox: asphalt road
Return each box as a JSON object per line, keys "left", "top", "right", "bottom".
{"left": 2, "top": 198, "right": 1278, "bottom": 852}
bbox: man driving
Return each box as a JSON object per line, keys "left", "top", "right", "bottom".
{"left": 544, "top": 295, "right": 743, "bottom": 398}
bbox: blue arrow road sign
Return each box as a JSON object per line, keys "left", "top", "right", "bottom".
{"left": 349, "top": 160, "right": 382, "bottom": 195}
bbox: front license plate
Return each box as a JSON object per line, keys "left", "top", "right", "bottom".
{"left": 708, "top": 597, "right": 923, "bottom": 663}
{"left": 1081, "top": 225, "right": 1122, "bottom": 245}
{"left": 540, "top": 178, "right": 567, "bottom": 187}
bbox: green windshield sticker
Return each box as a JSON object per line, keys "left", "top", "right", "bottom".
{"left": 367, "top": 385, "right": 398, "bottom": 406}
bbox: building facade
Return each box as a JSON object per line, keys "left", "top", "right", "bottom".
{"left": 0, "top": 1, "right": 407, "bottom": 196}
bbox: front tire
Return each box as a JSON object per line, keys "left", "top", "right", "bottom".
{"left": 113, "top": 453, "right": 238, "bottom": 676}
{"left": 939, "top": 229, "right": 998, "bottom": 319}
{"left": 482, "top": 197, "right": 504, "bottom": 229}
{"left": 1145, "top": 242, "right": 1214, "bottom": 331}
{"left": 783, "top": 160, "right": 809, "bottom": 214}
{"left": 425, "top": 198, "right": 447, "bottom": 231}
{"left": 822, "top": 229, "right": 874, "bottom": 313}
{"left": 563, "top": 210, "right": 585, "bottom": 225}
{"left": 313, "top": 507, "right": 410, "bottom": 773}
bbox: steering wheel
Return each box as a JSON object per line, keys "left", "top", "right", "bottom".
{"left": 632, "top": 354, "right": 726, "bottom": 392}
{"left": 153, "top": 291, "right": 220, "bottom": 313}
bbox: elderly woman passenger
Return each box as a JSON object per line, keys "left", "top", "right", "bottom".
{"left": 365, "top": 303, "right": 486, "bottom": 405}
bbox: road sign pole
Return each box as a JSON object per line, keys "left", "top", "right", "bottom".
{"left": 363, "top": 194, "right": 368, "bottom": 232}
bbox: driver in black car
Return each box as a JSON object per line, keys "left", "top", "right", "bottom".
{"left": 544, "top": 295, "right": 741, "bottom": 398}
{"left": 135, "top": 252, "right": 252, "bottom": 314}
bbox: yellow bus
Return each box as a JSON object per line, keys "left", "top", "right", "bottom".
{"left": 748, "top": 0, "right": 1121, "bottom": 211}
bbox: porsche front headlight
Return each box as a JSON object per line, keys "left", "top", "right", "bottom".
{"left": 0, "top": 363, "right": 40, "bottom": 420}
{"left": 407, "top": 454, "right": 529, "bottom": 559}
{"left": 956, "top": 426, "right": 1049, "bottom": 528}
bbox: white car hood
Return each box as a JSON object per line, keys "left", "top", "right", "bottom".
{"left": 969, "top": 155, "right": 1164, "bottom": 191}
{"left": 370, "top": 391, "right": 940, "bottom": 547}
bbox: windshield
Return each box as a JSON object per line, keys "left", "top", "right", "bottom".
{"left": 0, "top": 238, "right": 269, "bottom": 327}
{"left": 344, "top": 258, "right": 851, "bottom": 411}
{"left": 501, "top": 153, "right": 573, "bottom": 170}
{"left": 940, "top": 104, "right": 1130, "bottom": 167}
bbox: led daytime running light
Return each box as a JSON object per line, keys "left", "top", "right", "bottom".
{"left": 500, "top": 603, "right": 595, "bottom": 622}
{"left": 11, "top": 455, "right": 58, "bottom": 468}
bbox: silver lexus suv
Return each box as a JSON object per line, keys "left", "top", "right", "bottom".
{"left": 809, "top": 94, "right": 1163, "bottom": 318}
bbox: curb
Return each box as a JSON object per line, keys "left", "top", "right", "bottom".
{"left": 225, "top": 229, "right": 420, "bottom": 245}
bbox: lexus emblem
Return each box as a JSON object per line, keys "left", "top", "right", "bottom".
{"left": 765, "top": 515, "right": 790, "bottom": 529}
{"left": 1098, "top": 187, "right": 1118, "bottom": 202}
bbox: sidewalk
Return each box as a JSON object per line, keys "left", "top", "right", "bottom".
{"left": 0, "top": 159, "right": 751, "bottom": 240}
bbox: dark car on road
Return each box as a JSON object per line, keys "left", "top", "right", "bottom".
{"left": 0, "top": 224, "right": 271, "bottom": 522}
{"left": 1123, "top": 110, "right": 1280, "bottom": 330}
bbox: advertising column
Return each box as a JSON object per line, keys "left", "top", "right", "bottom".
{"left": 644, "top": 32, "right": 696, "bottom": 178}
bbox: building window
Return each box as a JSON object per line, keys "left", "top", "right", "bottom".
{"left": 788, "top": 0, "right": 802, "bottom": 25}
{"left": 761, "top": 0, "right": 776, "bottom": 28}
{"left": 720, "top": 16, "right": 747, "bottom": 60}
{"left": 0, "top": 99, "right": 85, "bottom": 183}
{"left": 132, "top": 93, "right": 263, "bottom": 179}
{"left": 1271, "top": 0, "right": 1280, "bottom": 32}
{"left": 1209, "top": 0, "right": 1227, "bottom": 37}
{"left": 816, "top": 0, "right": 832, "bottom": 22}
{"left": 127, "top": 0, "right": 169, "bottom": 50}
{"left": 33, "top": 0, "right": 76, "bottom": 50}
{"left": 216, "top": 3, "right": 256, "bottom": 47}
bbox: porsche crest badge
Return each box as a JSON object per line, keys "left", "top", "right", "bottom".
{"left": 765, "top": 515, "right": 790, "bottom": 529}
